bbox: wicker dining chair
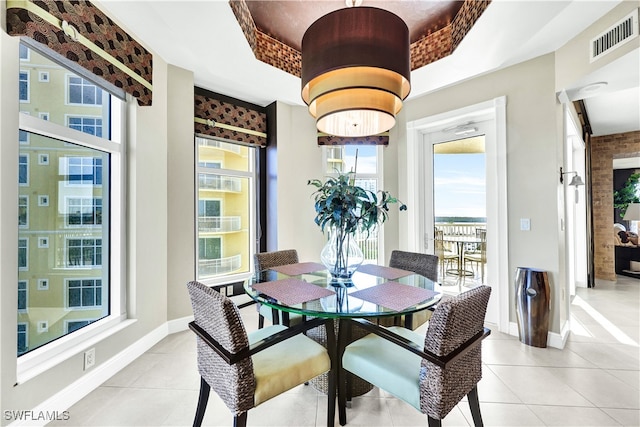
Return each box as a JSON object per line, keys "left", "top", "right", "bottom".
{"left": 378, "top": 250, "right": 440, "bottom": 330}
{"left": 186, "top": 280, "right": 335, "bottom": 427}
{"left": 340, "top": 285, "right": 492, "bottom": 427}
{"left": 254, "top": 249, "right": 302, "bottom": 328}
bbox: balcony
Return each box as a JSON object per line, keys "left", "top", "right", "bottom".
{"left": 198, "top": 175, "right": 242, "bottom": 192}
{"left": 197, "top": 138, "right": 242, "bottom": 154}
{"left": 198, "top": 254, "right": 242, "bottom": 277}
{"left": 198, "top": 216, "right": 242, "bottom": 233}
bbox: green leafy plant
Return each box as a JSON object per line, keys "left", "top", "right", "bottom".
{"left": 308, "top": 171, "right": 406, "bottom": 277}
{"left": 308, "top": 171, "right": 407, "bottom": 236}
{"left": 614, "top": 173, "right": 640, "bottom": 217}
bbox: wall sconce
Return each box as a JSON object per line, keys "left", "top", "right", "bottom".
{"left": 560, "top": 167, "right": 584, "bottom": 203}
{"left": 559, "top": 167, "right": 585, "bottom": 186}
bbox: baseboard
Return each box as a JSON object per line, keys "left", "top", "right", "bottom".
{"left": 508, "top": 321, "right": 565, "bottom": 349}
{"left": 167, "top": 315, "right": 193, "bottom": 334}
{"left": 11, "top": 322, "right": 170, "bottom": 427}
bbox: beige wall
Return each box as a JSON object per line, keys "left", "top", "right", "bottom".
{"left": 555, "top": 1, "right": 640, "bottom": 91}
{"left": 166, "top": 65, "right": 196, "bottom": 320}
{"left": 399, "top": 54, "right": 566, "bottom": 332}
{"left": 0, "top": 31, "right": 197, "bottom": 417}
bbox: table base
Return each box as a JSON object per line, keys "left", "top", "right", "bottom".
{"left": 306, "top": 321, "right": 374, "bottom": 397}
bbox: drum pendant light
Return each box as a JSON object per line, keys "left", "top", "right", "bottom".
{"left": 301, "top": 7, "right": 411, "bottom": 138}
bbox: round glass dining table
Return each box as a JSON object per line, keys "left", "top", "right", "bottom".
{"left": 244, "top": 263, "right": 442, "bottom": 422}
{"left": 244, "top": 265, "right": 443, "bottom": 322}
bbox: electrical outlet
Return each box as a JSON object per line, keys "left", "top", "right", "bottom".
{"left": 226, "top": 285, "right": 234, "bottom": 296}
{"left": 219, "top": 286, "right": 226, "bottom": 296}
{"left": 84, "top": 348, "right": 96, "bottom": 370}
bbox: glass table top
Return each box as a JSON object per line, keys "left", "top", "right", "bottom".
{"left": 244, "top": 266, "right": 443, "bottom": 319}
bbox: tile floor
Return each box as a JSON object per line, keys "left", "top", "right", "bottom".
{"left": 50, "top": 277, "right": 639, "bottom": 426}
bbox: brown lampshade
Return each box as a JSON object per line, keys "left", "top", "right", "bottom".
{"left": 301, "top": 7, "right": 411, "bottom": 138}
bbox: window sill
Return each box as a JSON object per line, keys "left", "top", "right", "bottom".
{"left": 17, "top": 315, "right": 136, "bottom": 384}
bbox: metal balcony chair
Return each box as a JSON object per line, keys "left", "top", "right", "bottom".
{"left": 186, "top": 280, "right": 335, "bottom": 427}
{"left": 339, "top": 285, "right": 492, "bottom": 427}
{"left": 434, "top": 229, "right": 458, "bottom": 280}
{"left": 464, "top": 229, "right": 487, "bottom": 281}
{"left": 254, "top": 249, "right": 303, "bottom": 328}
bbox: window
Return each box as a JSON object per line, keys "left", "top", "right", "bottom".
{"left": 37, "top": 279, "right": 49, "bottom": 290}
{"left": 19, "top": 44, "right": 29, "bottom": 60}
{"left": 324, "top": 145, "right": 382, "bottom": 264}
{"left": 66, "top": 320, "right": 90, "bottom": 333}
{"left": 17, "top": 43, "right": 122, "bottom": 357}
{"left": 67, "top": 279, "right": 102, "bottom": 308}
{"left": 17, "top": 324, "right": 28, "bottom": 356}
{"left": 195, "top": 136, "right": 255, "bottom": 282}
{"left": 68, "top": 116, "right": 103, "bottom": 137}
{"left": 18, "top": 281, "right": 27, "bottom": 312}
{"left": 39, "top": 112, "right": 49, "bottom": 121}
{"left": 19, "top": 154, "right": 28, "bottom": 185}
{"left": 66, "top": 157, "right": 103, "bottom": 185}
{"left": 19, "top": 71, "right": 29, "bottom": 102}
{"left": 68, "top": 76, "right": 103, "bottom": 105}
{"left": 18, "top": 238, "right": 27, "bottom": 270}
{"left": 67, "top": 197, "right": 102, "bottom": 226}
{"left": 67, "top": 238, "right": 102, "bottom": 267}
{"left": 18, "top": 196, "right": 28, "bottom": 227}
{"left": 38, "top": 71, "right": 49, "bottom": 82}
{"left": 19, "top": 129, "right": 29, "bottom": 144}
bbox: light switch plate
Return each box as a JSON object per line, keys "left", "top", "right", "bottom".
{"left": 520, "top": 218, "right": 531, "bottom": 231}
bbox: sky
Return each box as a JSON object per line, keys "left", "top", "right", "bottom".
{"left": 434, "top": 153, "right": 486, "bottom": 218}
{"left": 336, "top": 145, "right": 486, "bottom": 219}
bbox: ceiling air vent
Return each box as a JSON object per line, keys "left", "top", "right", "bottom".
{"left": 590, "top": 8, "right": 638, "bottom": 62}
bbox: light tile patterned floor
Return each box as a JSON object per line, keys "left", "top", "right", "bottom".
{"left": 49, "top": 277, "right": 639, "bottom": 427}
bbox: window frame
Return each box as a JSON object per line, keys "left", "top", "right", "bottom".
{"left": 322, "top": 145, "right": 386, "bottom": 264}
{"left": 16, "top": 82, "right": 126, "bottom": 381}
{"left": 195, "top": 135, "right": 257, "bottom": 286}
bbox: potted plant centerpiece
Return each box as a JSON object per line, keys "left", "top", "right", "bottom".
{"left": 308, "top": 171, "right": 406, "bottom": 282}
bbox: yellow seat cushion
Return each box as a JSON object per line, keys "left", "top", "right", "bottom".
{"left": 248, "top": 325, "right": 331, "bottom": 406}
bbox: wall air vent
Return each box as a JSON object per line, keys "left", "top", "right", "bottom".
{"left": 590, "top": 8, "right": 638, "bottom": 62}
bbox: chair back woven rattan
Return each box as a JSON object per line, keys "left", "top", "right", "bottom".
{"left": 254, "top": 249, "right": 299, "bottom": 272}
{"left": 389, "top": 250, "right": 439, "bottom": 281}
{"left": 187, "top": 281, "right": 256, "bottom": 415}
{"left": 420, "top": 285, "right": 491, "bottom": 419}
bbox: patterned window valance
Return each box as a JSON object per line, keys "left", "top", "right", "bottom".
{"left": 6, "top": 0, "right": 153, "bottom": 106}
{"left": 194, "top": 89, "right": 267, "bottom": 148}
{"left": 317, "top": 134, "right": 389, "bottom": 146}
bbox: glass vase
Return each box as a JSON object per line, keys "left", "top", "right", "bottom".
{"left": 321, "top": 227, "right": 364, "bottom": 280}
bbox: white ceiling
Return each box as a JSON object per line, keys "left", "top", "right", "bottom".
{"left": 96, "top": 0, "right": 639, "bottom": 137}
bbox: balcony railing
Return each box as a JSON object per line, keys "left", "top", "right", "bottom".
{"left": 198, "top": 254, "right": 242, "bottom": 277}
{"left": 435, "top": 222, "right": 486, "bottom": 237}
{"left": 198, "top": 216, "right": 242, "bottom": 233}
{"left": 198, "top": 138, "right": 242, "bottom": 154}
{"left": 354, "top": 229, "right": 378, "bottom": 262}
{"left": 198, "top": 175, "right": 242, "bottom": 192}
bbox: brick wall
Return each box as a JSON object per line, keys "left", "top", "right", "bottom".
{"left": 591, "top": 130, "right": 640, "bottom": 280}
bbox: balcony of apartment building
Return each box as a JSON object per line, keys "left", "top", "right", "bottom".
{"left": 197, "top": 215, "right": 242, "bottom": 234}
{"left": 198, "top": 175, "right": 243, "bottom": 193}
